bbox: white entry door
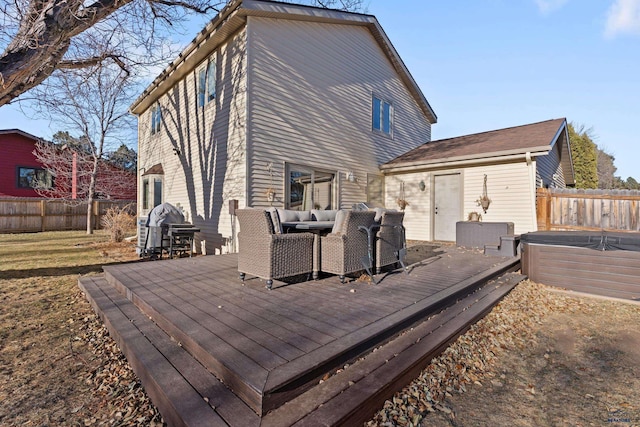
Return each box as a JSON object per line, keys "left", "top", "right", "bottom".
{"left": 434, "top": 173, "right": 461, "bottom": 241}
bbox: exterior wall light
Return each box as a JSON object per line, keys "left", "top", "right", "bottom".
{"left": 418, "top": 180, "right": 426, "bottom": 191}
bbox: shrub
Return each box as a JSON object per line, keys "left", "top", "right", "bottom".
{"left": 101, "top": 204, "right": 136, "bottom": 242}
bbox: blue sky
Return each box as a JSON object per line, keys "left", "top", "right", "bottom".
{"left": 2, "top": 0, "right": 639, "bottom": 179}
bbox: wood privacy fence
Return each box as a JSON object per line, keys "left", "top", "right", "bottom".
{"left": 0, "top": 199, "right": 136, "bottom": 233}
{"left": 537, "top": 188, "right": 640, "bottom": 232}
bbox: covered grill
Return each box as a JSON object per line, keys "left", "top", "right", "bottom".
{"left": 140, "top": 203, "right": 200, "bottom": 259}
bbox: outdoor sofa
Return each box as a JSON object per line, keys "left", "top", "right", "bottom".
{"left": 237, "top": 207, "right": 406, "bottom": 288}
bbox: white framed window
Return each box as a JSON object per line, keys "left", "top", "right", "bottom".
{"left": 372, "top": 95, "right": 393, "bottom": 136}
{"left": 150, "top": 104, "right": 162, "bottom": 135}
{"left": 142, "top": 176, "right": 163, "bottom": 211}
{"left": 197, "top": 57, "right": 217, "bottom": 107}
{"left": 285, "top": 163, "right": 336, "bottom": 210}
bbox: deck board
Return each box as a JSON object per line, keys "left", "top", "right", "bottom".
{"left": 79, "top": 276, "right": 253, "bottom": 427}
{"left": 88, "top": 246, "right": 520, "bottom": 418}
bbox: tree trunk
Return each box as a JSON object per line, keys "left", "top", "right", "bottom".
{"left": 0, "top": 0, "right": 127, "bottom": 106}
{"left": 86, "top": 158, "right": 100, "bottom": 234}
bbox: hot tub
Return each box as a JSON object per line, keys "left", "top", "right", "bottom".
{"left": 521, "top": 231, "right": 640, "bottom": 301}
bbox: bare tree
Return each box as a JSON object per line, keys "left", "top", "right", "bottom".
{"left": 33, "top": 135, "right": 135, "bottom": 201}
{"left": 31, "top": 61, "right": 137, "bottom": 233}
{"left": 288, "top": 0, "right": 366, "bottom": 11}
{"left": 0, "top": 0, "right": 365, "bottom": 107}
{"left": 0, "top": 0, "right": 222, "bottom": 106}
{"left": 596, "top": 146, "right": 618, "bottom": 189}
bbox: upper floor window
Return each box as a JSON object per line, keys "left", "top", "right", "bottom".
{"left": 17, "top": 166, "right": 52, "bottom": 189}
{"left": 198, "top": 58, "right": 217, "bottom": 107}
{"left": 372, "top": 96, "right": 393, "bottom": 136}
{"left": 151, "top": 104, "right": 162, "bottom": 135}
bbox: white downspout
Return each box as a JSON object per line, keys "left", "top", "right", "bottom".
{"left": 526, "top": 152, "right": 537, "bottom": 231}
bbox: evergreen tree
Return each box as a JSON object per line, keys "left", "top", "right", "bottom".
{"left": 568, "top": 123, "right": 598, "bottom": 189}
{"left": 625, "top": 177, "right": 639, "bottom": 190}
{"left": 106, "top": 144, "right": 137, "bottom": 172}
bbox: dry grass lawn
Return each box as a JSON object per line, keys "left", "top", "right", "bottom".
{"left": 0, "top": 231, "right": 161, "bottom": 426}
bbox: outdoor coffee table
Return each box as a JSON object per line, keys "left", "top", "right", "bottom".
{"left": 282, "top": 221, "right": 334, "bottom": 279}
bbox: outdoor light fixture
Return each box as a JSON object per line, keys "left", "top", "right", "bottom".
{"left": 418, "top": 180, "right": 426, "bottom": 191}
{"left": 346, "top": 171, "right": 356, "bottom": 183}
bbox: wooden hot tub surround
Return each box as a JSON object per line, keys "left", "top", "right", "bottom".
{"left": 521, "top": 231, "right": 640, "bottom": 301}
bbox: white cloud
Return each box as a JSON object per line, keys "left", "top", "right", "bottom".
{"left": 605, "top": 0, "right": 640, "bottom": 38}
{"left": 535, "top": 0, "right": 569, "bottom": 14}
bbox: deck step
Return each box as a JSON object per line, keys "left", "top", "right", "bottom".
{"left": 78, "top": 275, "right": 260, "bottom": 427}
{"left": 484, "top": 235, "right": 521, "bottom": 257}
{"left": 262, "top": 272, "right": 526, "bottom": 426}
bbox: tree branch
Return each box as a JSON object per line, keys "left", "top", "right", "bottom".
{"left": 58, "top": 54, "right": 129, "bottom": 75}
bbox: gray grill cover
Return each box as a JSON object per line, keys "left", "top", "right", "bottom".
{"left": 146, "top": 203, "right": 185, "bottom": 227}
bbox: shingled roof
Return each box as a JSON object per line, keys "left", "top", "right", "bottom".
{"left": 382, "top": 118, "right": 567, "bottom": 170}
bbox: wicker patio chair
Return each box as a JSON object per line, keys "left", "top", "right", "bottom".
{"left": 375, "top": 211, "right": 406, "bottom": 273}
{"left": 237, "top": 209, "right": 315, "bottom": 290}
{"left": 320, "top": 210, "right": 376, "bottom": 283}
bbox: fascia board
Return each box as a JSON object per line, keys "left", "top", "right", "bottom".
{"left": 381, "top": 149, "right": 551, "bottom": 173}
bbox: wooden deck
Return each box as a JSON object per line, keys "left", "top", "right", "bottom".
{"left": 79, "top": 246, "right": 523, "bottom": 426}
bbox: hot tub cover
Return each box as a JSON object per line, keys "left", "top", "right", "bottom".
{"left": 521, "top": 231, "right": 640, "bottom": 252}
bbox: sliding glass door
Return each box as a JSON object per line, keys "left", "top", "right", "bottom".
{"left": 286, "top": 164, "right": 336, "bottom": 211}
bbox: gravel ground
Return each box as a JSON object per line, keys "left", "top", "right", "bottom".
{"left": 366, "top": 280, "right": 640, "bottom": 427}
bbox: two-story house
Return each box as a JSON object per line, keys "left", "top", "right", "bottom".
{"left": 130, "top": 0, "right": 437, "bottom": 255}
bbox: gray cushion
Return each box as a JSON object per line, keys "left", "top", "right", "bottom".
{"left": 277, "top": 209, "right": 312, "bottom": 222}
{"left": 277, "top": 209, "right": 298, "bottom": 222}
{"left": 331, "top": 209, "right": 348, "bottom": 234}
{"left": 311, "top": 209, "right": 338, "bottom": 221}
{"left": 266, "top": 207, "right": 282, "bottom": 234}
{"left": 298, "top": 210, "right": 312, "bottom": 221}
{"left": 373, "top": 207, "right": 397, "bottom": 222}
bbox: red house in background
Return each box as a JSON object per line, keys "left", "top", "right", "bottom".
{"left": 0, "top": 129, "right": 49, "bottom": 198}
{"left": 0, "top": 129, "right": 136, "bottom": 200}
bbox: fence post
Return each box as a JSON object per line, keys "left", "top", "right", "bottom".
{"left": 94, "top": 201, "right": 99, "bottom": 230}
{"left": 40, "top": 200, "right": 46, "bottom": 232}
{"left": 536, "top": 188, "right": 551, "bottom": 231}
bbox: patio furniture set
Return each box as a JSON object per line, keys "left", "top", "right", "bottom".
{"left": 237, "top": 208, "right": 407, "bottom": 289}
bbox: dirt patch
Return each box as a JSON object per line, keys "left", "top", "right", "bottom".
{"left": 367, "top": 281, "right": 640, "bottom": 427}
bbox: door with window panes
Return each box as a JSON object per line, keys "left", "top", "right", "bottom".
{"left": 286, "top": 165, "right": 335, "bottom": 211}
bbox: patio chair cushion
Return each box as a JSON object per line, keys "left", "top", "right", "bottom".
{"left": 331, "top": 209, "right": 348, "bottom": 234}
{"left": 266, "top": 207, "right": 282, "bottom": 234}
{"left": 277, "top": 209, "right": 312, "bottom": 223}
{"left": 311, "top": 209, "right": 338, "bottom": 222}
{"left": 373, "top": 207, "right": 397, "bottom": 222}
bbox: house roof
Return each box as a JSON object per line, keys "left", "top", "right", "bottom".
{"left": 381, "top": 118, "right": 570, "bottom": 172}
{"left": 142, "top": 163, "right": 165, "bottom": 176}
{"left": 0, "top": 129, "right": 44, "bottom": 142}
{"left": 129, "top": 0, "right": 437, "bottom": 123}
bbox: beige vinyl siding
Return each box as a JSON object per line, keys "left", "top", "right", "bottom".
{"left": 137, "top": 28, "right": 248, "bottom": 254}
{"left": 536, "top": 144, "right": 565, "bottom": 188}
{"left": 246, "top": 17, "right": 432, "bottom": 208}
{"left": 463, "top": 162, "right": 536, "bottom": 235}
{"left": 385, "top": 172, "right": 432, "bottom": 241}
